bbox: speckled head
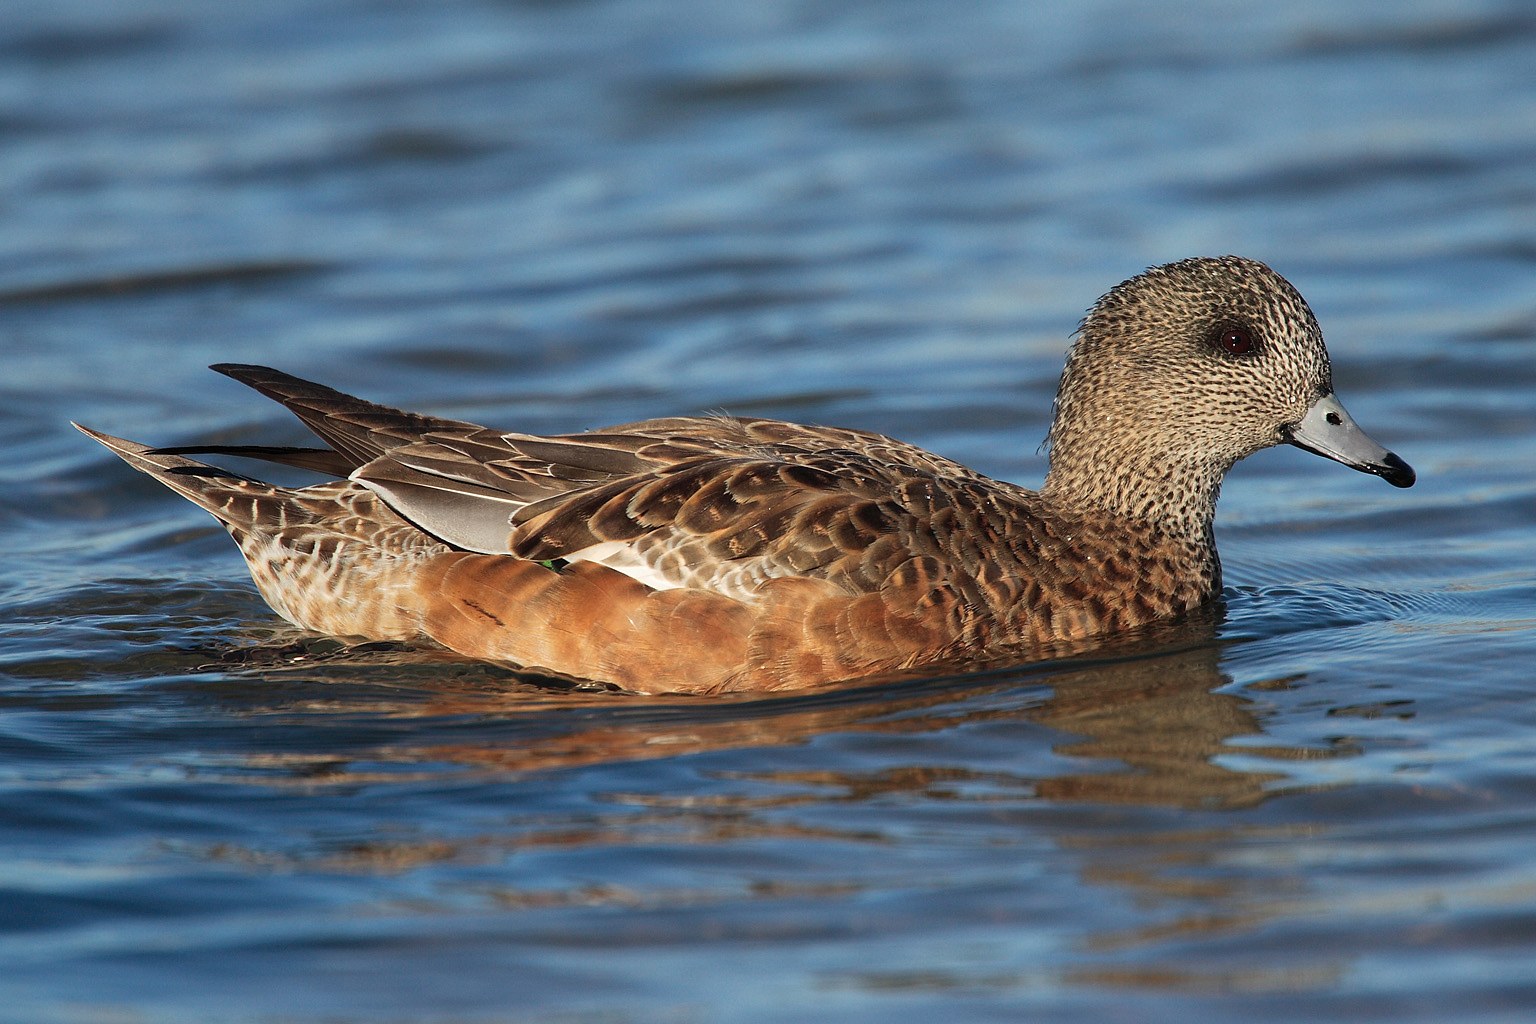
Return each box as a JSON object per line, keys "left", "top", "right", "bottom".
{"left": 1043, "top": 256, "right": 1412, "bottom": 532}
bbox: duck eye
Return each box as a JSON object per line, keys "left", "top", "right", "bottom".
{"left": 1218, "top": 329, "right": 1253, "bottom": 355}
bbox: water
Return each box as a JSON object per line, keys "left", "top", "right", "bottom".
{"left": 2, "top": 0, "right": 1535, "bottom": 1020}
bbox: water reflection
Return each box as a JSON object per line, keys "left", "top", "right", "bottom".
{"left": 1030, "top": 643, "right": 1291, "bottom": 809}
{"left": 220, "top": 612, "right": 1323, "bottom": 813}
{"left": 182, "top": 619, "right": 1351, "bottom": 992}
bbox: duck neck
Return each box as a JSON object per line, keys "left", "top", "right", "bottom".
{"left": 1040, "top": 427, "right": 1227, "bottom": 549}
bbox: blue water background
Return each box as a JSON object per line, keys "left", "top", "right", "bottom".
{"left": 2, "top": 1, "right": 1535, "bottom": 1021}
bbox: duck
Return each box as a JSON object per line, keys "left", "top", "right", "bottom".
{"left": 77, "top": 256, "right": 1414, "bottom": 694}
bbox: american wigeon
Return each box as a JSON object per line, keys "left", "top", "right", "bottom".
{"left": 78, "top": 256, "right": 1413, "bottom": 693}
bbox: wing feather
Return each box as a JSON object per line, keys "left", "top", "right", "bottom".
{"left": 194, "top": 366, "right": 1013, "bottom": 602}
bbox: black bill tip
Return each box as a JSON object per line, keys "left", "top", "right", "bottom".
{"left": 1375, "top": 452, "right": 1415, "bottom": 488}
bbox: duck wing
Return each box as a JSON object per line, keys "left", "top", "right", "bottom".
{"left": 179, "top": 365, "right": 1010, "bottom": 602}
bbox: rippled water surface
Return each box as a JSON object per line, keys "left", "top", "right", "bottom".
{"left": 3, "top": 1, "right": 1536, "bottom": 1021}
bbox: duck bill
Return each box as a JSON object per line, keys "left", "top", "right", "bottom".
{"left": 1281, "top": 392, "right": 1415, "bottom": 488}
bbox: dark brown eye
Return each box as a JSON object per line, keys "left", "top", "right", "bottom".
{"left": 1219, "top": 329, "right": 1253, "bottom": 355}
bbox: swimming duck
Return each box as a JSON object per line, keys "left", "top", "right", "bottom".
{"left": 78, "top": 256, "right": 1413, "bottom": 693}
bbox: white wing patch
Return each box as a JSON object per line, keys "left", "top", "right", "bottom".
{"left": 561, "top": 538, "right": 797, "bottom": 602}
{"left": 562, "top": 540, "right": 683, "bottom": 592}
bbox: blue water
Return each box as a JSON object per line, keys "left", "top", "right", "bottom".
{"left": 3, "top": 1, "right": 1536, "bottom": 1021}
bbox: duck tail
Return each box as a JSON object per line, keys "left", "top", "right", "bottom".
{"left": 73, "top": 423, "right": 299, "bottom": 540}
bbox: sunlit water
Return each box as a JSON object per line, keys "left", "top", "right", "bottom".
{"left": 3, "top": 1, "right": 1535, "bottom": 1021}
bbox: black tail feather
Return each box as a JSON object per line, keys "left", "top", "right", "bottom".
{"left": 152, "top": 444, "right": 355, "bottom": 476}
{"left": 208, "top": 364, "right": 485, "bottom": 469}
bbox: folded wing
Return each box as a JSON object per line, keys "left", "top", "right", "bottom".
{"left": 170, "top": 365, "right": 998, "bottom": 604}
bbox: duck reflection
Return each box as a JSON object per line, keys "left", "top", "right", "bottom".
{"left": 1026, "top": 639, "right": 1290, "bottom": 809}
{"left": 199, "top": 617, "right": 1351, "bottom": 991}
{"left": 224, "top": 609, "right": 1320, "bottom": 812}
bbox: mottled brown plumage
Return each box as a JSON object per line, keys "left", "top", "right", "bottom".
{"left": 76, "top": 256, "right": 1413, "bottom": 693}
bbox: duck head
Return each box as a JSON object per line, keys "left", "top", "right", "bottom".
{"left": 1043, "top": 256, "right": 1413, "bottom": 532}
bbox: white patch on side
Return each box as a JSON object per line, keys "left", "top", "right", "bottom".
{"left": 562, "top": 539, "right": 788, "bottom": 603}
{"left": 563, "top": 540, "right": 682, "bottom": 592}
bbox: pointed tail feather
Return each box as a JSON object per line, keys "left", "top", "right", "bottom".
{"left": 208, "top": 364, "right": 485, "bottom": 468}
{"left": 74, "top": 423, "right": 289, "bottom": 535}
